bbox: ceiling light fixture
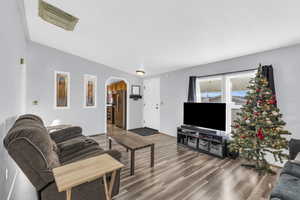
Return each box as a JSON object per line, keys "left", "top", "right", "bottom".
{"left": 136, "top": 64, "right": 145, "bottom": 76}
{"left": 38, "top": 0, "right": 79, "bottom": 31}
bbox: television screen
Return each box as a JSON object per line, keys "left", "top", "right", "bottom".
{"left": 184, "top": 102, "right": 226, "bottom": 131}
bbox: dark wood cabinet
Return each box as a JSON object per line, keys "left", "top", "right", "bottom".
{"left": 115, "top": 90, "right": 127, "bottom": 129}
{"left": 107, "top": 106, "right": 114, "bottom": 124}
{"left": 107, "top": 80, "right": 127, "bottom": 130}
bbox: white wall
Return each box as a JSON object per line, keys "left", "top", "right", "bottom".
{"left": 0, "top": 0, "right": 28, "bottom": 199}
{"left": 155, "top": 44, "right": 300, "bottom": 139}
{"left": 26, "top": 42, "right": 143, "bottom": 135}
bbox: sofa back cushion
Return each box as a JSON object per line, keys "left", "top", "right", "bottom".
{"left": 3, "top": 115, "right": 60, "bottom": 190}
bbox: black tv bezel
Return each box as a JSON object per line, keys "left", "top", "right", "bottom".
{"left": 183, "top": 102, "right": 226, "bottom": 131}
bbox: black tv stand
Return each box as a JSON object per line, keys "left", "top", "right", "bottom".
{"left": 180, "top": 125, "right": 217, "bottom": 135}
{"left": 177, "top": 125, "right": 227, "bottom": 158}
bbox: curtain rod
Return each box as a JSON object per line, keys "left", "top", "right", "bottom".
{"left": 194, "top": 67, "right": 258, "bottom": 79}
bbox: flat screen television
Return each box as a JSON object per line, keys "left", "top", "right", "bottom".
{"left": 184, "top": 102, "right": 226, "bottom": 131}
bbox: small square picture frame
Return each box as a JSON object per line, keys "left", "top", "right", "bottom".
{"left": 131, "top": 85, "right": 141, "bottom": 96}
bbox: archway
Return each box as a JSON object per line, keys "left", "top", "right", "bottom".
{"left": 104, "top": 76, "right": 130, "bottom": 134}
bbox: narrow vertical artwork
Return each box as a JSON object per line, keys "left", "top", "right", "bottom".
{"left": 55, "top": 71, "right": 70, "bottom": 108}
{"left": 84, "top": 75, "right": 97, "bottom": 108}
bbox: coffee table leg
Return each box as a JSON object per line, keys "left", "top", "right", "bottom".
{"left": 66, "top": 188, "right": 72, "bottom": 200}
{"left": 130, "top": 150, "right": 135, "bottom": 176}
{"left": 108, "top": 138, "right": 112, "bottom": 150}
{"left": 151, "top": 144, "right": 154, "bottom": 168}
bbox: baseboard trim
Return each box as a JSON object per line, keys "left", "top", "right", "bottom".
{"left": 158, "top": 131, "right": 176, "bottom": 138}
{"left": 6, "top": 170, "right": 18, "bottom": 200}
{"left": 89, "top": 133, "right": 106, "bottom": 137}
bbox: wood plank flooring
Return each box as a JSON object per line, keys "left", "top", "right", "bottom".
{"left": 92, "top": 126, "right": 279, "bottom": 200}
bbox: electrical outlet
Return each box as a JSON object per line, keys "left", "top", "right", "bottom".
{"left": 5, "top": 168, "right": 8, "bottom": 180}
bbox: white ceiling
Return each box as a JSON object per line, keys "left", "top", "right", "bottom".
{"left": 24, "top": 0, "right": 300, "bottom": 76}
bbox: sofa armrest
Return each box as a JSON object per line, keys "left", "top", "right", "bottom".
{"left": 295, "top": 153, "right": 300, "bottom": 162}
{"left": 289, "top": 139, "right": 300, "bottom": 160}
{"left": 281, "top": 161, "right": 300, "bottom": 178}
{"left": 50, "top": 126, "right": 83, "bottom": 144}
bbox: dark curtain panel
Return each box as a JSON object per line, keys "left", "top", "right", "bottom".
{"left": 188, "top": 76, "right": 197, "bottom": 102}
{"left": 261, "top": 65, "right": 276, "bottom": 95}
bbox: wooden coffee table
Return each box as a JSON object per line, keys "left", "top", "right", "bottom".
{"left": 53, "top": 154, "right": 124, "bottom": 200}
{"left": 108, "top": 134, "right": 154, "bottom": 176}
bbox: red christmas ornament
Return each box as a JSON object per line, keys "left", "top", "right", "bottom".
{"left": 240, "top": 135, "right": 246, "bottom": 139}
{"left": 256, "top": 89, "right": 261, "bottom": 93}
{"left": 256, "top": 128, "right": 265, "bottom": 140}
{"left": 268, "top": 99, "right": 277, "bottom": 105}
{"left": 257, "top": 100, "right": 263, "bottom": 105}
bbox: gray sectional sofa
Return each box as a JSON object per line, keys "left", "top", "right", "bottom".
{"left": 270, "top": 139, "right": 300, "bottom": 200}
{"left": 3, "top": 114, "right": 121, "bottom": 200}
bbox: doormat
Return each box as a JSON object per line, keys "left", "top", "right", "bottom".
{"left": 129, "top": 127, "right": 159, "bottom": 136}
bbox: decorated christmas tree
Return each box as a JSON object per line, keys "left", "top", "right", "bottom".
{"left": 229, "top": 66, "right": 291, "bottom": 173}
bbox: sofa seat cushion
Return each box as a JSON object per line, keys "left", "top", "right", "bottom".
{"left": 49, "top": 126, "right": 83, "bottom": 143}
{"left": 270, "top": 173, "right": 300, "bottom": 200}
{"left": 57, "top": 136, "right": 86, "bottom": 152}
{"left": 62, "top": 149, "right": 121, "bottom": 165}
{"left": 57, "top": 137, "right": 100, "bottom": 158}
{"left": 58, "top": 144, "right": 103, "bottom": 164}
{"left": 281, "top": 161, "right": 300, "bottom": 179}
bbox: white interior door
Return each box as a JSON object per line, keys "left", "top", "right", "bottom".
{"left": 143, "top": 77, "right": 160, "bottom": 131}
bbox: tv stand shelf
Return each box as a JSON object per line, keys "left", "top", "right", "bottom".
{"left": 177, "top": 126, "right": 227, "bottom": 158}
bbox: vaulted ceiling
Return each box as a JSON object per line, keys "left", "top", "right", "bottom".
{"left": 24, "top": 0, "right": 300, "bottom": 76}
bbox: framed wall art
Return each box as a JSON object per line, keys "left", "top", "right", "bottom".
{"left": 54, "top": 71, "right": 70, "bottom": 109}
{"left": 84, "top": 74, "right": 97, "bottom": 108}
{"left": 129, "top": 85, "right": 142, "bottom": 100}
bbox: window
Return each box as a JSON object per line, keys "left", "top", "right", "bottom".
{"left": 226, "top": 72, "right": 256, "bottom": 132}
{"left": 228, "top": 74, "right": 254, "bottom": 106}
{"left": 196, "top": 77, "right": 223, "bottom": 103}
{"left": 196, "top": 71, "right": 256, "bottom": 134}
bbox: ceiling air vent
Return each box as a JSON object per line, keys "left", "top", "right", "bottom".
{"left": 38, "top": 0, "right": 79, "bottom": 31}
